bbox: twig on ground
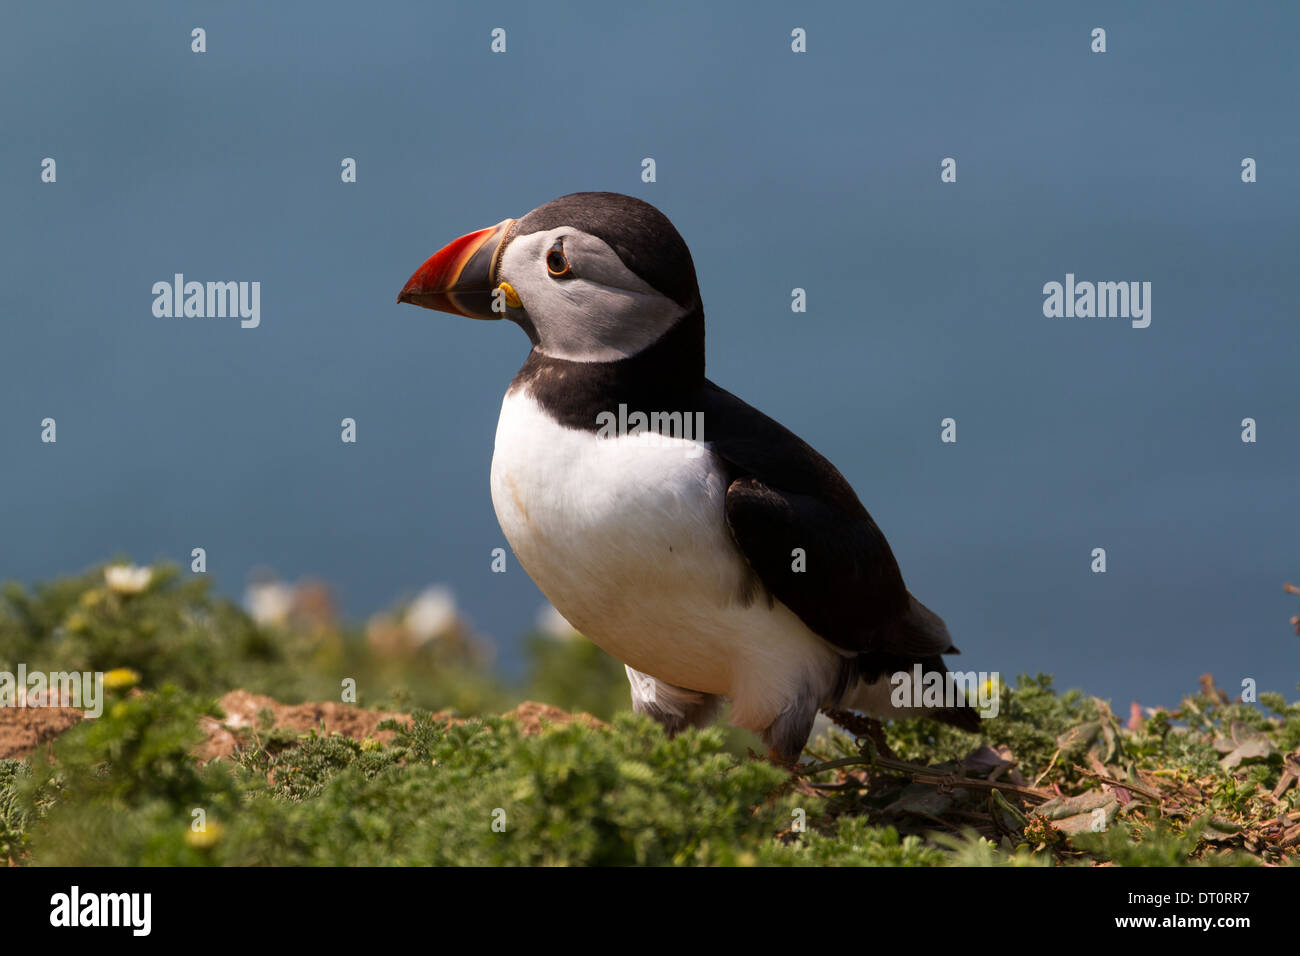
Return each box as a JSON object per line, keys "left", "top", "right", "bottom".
{"left": 1071, "top": 764, "right": 1163, "bottom": 803}
{"left": 797, "top": 733, "right": 1052, "bottom": 804}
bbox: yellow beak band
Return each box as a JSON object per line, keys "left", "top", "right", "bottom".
{"left": 496, "top": 282, "right": 522, "bottom": 309}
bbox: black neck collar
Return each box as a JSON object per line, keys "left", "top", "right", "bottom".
{"left": 507, "top": 308, "right": 706, "bottom": 432}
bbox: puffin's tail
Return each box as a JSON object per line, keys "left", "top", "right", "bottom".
{"left": 836, "top": 595, "right": 983, "bottom": 733}
{"left": 839, "top": 656, "right": 982, "bottom": 733}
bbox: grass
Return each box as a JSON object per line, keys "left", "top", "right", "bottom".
{"left": 1, "top": 561, "right": 1297, "bottom": 866}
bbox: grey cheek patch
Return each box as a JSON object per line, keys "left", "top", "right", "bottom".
{"left": 503, "top": 227, "right": 689, "bottom": 363}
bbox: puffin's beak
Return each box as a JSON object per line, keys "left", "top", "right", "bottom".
{"left": 396, "top": 218, "right": 516, "bottom": 319}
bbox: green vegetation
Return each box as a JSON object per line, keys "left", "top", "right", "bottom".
{"left": 1, "top": 562, "right": 1297, "bottom": 866}
{"left": 0, "top": 562, "right": 502, "bottom": 714}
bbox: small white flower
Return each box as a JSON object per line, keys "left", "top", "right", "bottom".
{"left": 245, "top": 581, "right": 294, "bottom": 626}
{"left": 104, "top": 564, "right": 152, "bottom": 595}
{"left": 403, "top": 586, "right": 459, "bottom": 644}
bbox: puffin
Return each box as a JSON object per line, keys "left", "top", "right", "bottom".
{"left": 398, "top": 192, "right": 978, "bottom": 763}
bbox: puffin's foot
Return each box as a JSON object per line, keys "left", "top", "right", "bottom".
{"left": 746, "top": 746, "right": 799, "bottom": 771}
{"left": 823, "top": 708, "right": 897, "bottom": 760}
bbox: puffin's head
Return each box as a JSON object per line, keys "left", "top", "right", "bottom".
{"left": 397, "top": 192, "right": 700, "bottom": 362}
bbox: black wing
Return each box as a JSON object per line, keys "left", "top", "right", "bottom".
{"left": 702, "top": 380, "right": 953, "bottom": 658}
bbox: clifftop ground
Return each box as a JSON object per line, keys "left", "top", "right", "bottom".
{"left": 2, "top": 563, "right": 1297, "bottom": 866}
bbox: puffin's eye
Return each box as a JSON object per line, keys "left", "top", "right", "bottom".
{"left": 545, "top": 240, "right": 572, "bottom": 278}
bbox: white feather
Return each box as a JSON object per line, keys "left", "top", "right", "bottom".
{"left": 490, "top": 388, "right": 842, "bottom": 733}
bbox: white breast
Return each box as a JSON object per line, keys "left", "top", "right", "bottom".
{"left": 488, "top": 388, "right": 841, "bottom": 731}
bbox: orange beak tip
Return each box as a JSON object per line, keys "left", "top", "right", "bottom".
{"left": 395, "top": 218, "right": 515, "bottom": 319}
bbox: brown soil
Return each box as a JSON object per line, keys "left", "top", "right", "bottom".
{"left": 195, "top": 690, "right": 423, "bottom": 761}
{"left": 504, "top": 700, "right": 605, "bottom": 735}
{"left": 0, "top": 704, "right": 84, "bottom": 760}
{"left": 1, "top": 691, "right": 604, "bottom": 762}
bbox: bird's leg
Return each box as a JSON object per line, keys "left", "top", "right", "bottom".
{"left": 862, "top": 718, "right": 896, "bottom": 761}
{"left": 760, "top": 693, "right": 820, "bottom": 771}
{"left": 823, "top": 708, "right": 898, "bottom": 760}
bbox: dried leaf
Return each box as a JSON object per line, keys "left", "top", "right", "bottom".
{"left": 1201, "top": 817, "right": 1242, "bottom": 842}
{"left": 1035, "top": 790, "right": 1119, "bottom": 837}
{"left": 1283, "top": 750, "right": 1300, "bottom": 778}
{"left": 960, "top": 745, "right": 1015, "bottom": 777}
{"left": 1057, "top": 721, "right": 1099, "bottom": 752}
{"left": 1220, "top": 731, "right": 1275, "bottom": 770}
{"left": 884, "top": 782, "right": 955, "bottom": 817}
{"left": 1036, "top": 789, "right": 1115, "bottom": 821}
{"left": 1270, "top": 772, "right": 1295, "bottom": 800}
{"left": 1230, "top": 721, "right": 1267, "bottom": 747}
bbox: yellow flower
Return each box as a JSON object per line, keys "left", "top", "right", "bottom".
{"left": 103, "top": 668, "right": 141, "bottom": 691}
{"left": 186, "top": 821, "right": 224, "bottom": 850}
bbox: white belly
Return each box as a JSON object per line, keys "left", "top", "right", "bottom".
{"left": 489, "top": 388, "right": 841, "bottom": 730}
